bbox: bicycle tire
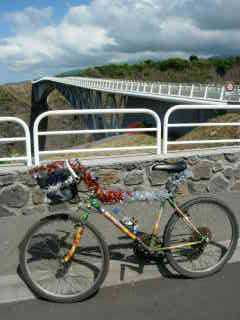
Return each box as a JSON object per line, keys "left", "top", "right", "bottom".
{"left": 19, "top": 213, "right": 110, "bottom": 303}
{"left": 163, "top": 196, "right": 239, "bottom": 278}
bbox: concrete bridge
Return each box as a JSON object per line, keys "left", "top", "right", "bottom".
{"left": 31, "top": 77, "right": 240, "bottom": 149}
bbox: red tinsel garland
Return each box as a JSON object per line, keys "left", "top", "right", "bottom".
{"left": 30, "top": 160, "right": 132, "bottom": 204}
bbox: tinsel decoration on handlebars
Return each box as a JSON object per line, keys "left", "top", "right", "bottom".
{"left": 30, "top": 159, "right": 191, "bottom": 204}
{"left": 30, "top": 160, "right": 132, "bottom": 204}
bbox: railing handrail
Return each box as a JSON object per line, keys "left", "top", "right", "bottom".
{"left": 163, "top": 104, "right": 240, "bottom": 154}
{"left": 33, "top": 108, "right": 162, "bottom": 165}
{"left": 0, "top": 117, "right": 32, "bottom": 166}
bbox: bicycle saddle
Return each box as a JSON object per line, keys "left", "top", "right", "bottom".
{"left": 151, "top": 160, "right": 187, "bottom": 173}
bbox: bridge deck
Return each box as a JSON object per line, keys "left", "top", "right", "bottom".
{"left": 33, "top": 76, "right": 240, "bottom": 104}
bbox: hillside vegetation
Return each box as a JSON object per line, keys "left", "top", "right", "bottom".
{"left": 173, "top": 111, "right": 240, "bottom": 151}
{"left": 0, "top": 83, "right": 70, "bottom": 157}
{"left": 58, "top": 55, "right": 240, "bottom": 84}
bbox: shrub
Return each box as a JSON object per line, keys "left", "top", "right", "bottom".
{"left": 189, "top": 55, "right": 199, "bottom": 62}
{"left": 157, "top": 58, "right": 190, "bottom": 71}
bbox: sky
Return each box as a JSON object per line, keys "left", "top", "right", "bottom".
{"left": 0, "top": 0, "right": 240, "bottom": 84}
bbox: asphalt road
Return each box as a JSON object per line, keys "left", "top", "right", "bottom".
{"left": 0, "top": 190, "right": 240, "bottom": 314}
{"left": 1, "top": 261, "right": 240, "bottom": 320}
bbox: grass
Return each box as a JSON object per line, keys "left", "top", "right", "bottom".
{"left": 42, "top": 133, "right": 157, "bottom": 161}
{"left": 170, "top": 111, "right": 240, "bottom": 151}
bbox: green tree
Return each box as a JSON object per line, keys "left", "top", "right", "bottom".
{"left": 212, "top": 59, "right": 234, "bottom": 77}
{"left": 157, "top": 58, "right": 189, "bottom": 71}
{"left": 189, "top": 55, "right": 199, "bottom": 62}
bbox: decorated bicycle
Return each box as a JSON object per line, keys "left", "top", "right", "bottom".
{"left": 19, "top": 159, "right": 239, "bottom": 303}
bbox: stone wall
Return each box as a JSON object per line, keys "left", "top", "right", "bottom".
{"left": 1, "top": 151, "right": 240, "bottom": 218}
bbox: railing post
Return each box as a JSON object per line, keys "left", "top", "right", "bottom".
{"left": 159, "top": 84, "right": 162, "bottom": 94}
{"left": 163, "top": 109, "right": 171, "bottom": 155}
{"left": 204, "top": 86, "right": 208, "bottom": 99}
{"left": 168, "top": 85, "right": 171, "bottom": 95}
{"left": 0, "top": 117, "right": 32, "bottom": 166}
{"left": 190, "top": 84, "right": 194, "bottom": 97}
{"left": 25, "top": 125, "right": 32, "bottom": 166}
{"left": 178, "top": 85, "right": 182, "bottom": 96}
{"left": 151, "top": 83, "right": 154, "bottom": 94}
{"left": 156, "top": 117, "right": 161, "bottom": 155}
{"left": 220, "top": 87, "right": 225, "bottom": 100}
{"left": 33, "top": 116, "right": 41, "bottom": 165}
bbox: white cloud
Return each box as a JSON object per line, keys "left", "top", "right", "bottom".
{"left": 0, "top": 0, "right": 240, "bottom": 77}
{"left": 180, "top": 0, "right": 240, "bottom": 30}
{"left": 4, "top": 6, "right": 53, "bottom": 32}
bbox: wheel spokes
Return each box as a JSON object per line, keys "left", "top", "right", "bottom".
{"left": 24, "top": 218, "right": 105, "bottom": 298}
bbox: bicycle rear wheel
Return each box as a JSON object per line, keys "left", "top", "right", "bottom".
{"left": 20, "top": 214, "right": 109, "bottom": 303}
{"left": 163, "top": 196, "right": 239, "bottom": 278}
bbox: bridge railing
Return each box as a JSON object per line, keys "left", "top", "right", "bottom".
{"left": 62, "top": 77, "right": 240, "bottom": 103}
{"left": 0, "top": 117, "right": 32, "bottom": 166}
{"left": 33, "top": 108, "right": 162, "bottom": 165}
{"left": 163, "top": 104, "right": 240, "bottom": 154}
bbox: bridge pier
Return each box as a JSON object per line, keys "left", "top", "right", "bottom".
{"left": 126, "top": 96, "right": 217, "bottom": 138}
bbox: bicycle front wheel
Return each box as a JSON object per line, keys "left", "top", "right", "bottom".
{"left": 163, "top": 196, "right": 239, "bottom": 278}
{"left": 20, "top": 214, "right": 110, "bottom": 303}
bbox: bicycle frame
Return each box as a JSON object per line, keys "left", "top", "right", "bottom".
{"left": 78, "top": 195, "right": 205, "bottom": 254}
{"left": 38, "top": 159, "right": 206, "bottom": 259}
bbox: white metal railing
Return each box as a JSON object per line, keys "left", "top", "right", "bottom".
{"left": 0, "top": 117, "right": 32, "bottom": 166}
{"left": 33, "top": 108, "right": 161, "bottom": 165}
{"left": 163, "top": 104, "right": 240, "bottom": 154}
{"left": 2, "top": 105, "right": 240, "bottom": 166}
{"left": 33, "top": 77, "right": 240, "bottom": 104}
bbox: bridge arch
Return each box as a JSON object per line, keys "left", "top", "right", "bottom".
{"left": 31, "top": 80, "right": 99, "bottom": 150}
{"left": 30, "top": 79, "right": 130, "bottom": 150}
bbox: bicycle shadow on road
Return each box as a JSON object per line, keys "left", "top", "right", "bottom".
{"left": 108, "top": 238, "right": 184, "bottom": 281}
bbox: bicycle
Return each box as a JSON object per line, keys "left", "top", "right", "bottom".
{"left": 19, "top": 159, "right": 239, "bottom": 303}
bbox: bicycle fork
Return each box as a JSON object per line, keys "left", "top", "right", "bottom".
{"left": 63, "top": 225, "right": 84, "bottom": 263}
